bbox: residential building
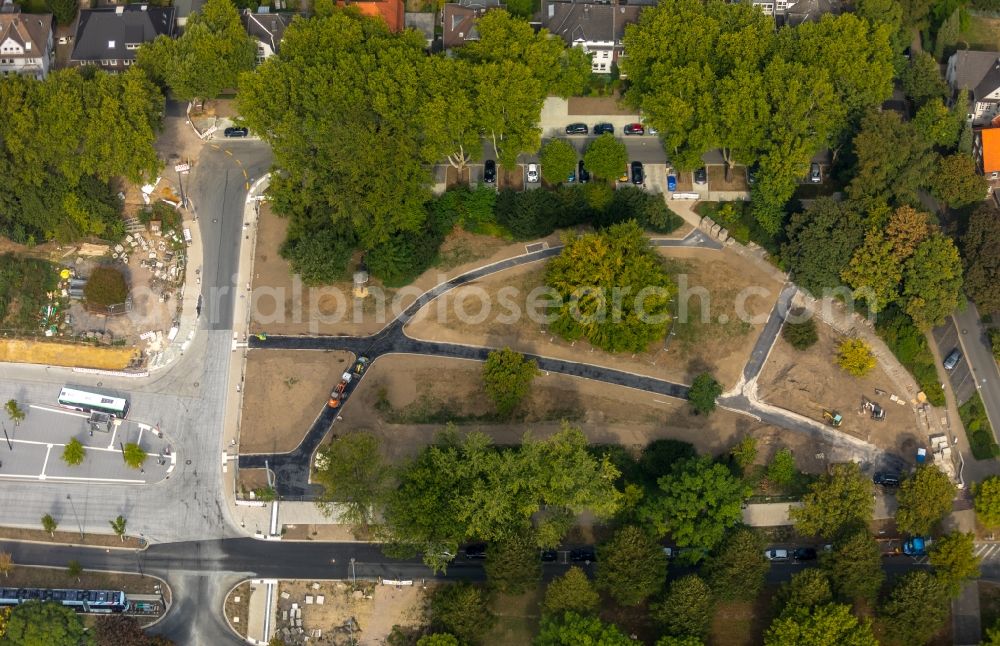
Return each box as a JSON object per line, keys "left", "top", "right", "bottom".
{"left": 442, "top": 0, "right": 503, "bottom": 50}
{"left": 71, "top": 4, "right": 175, "bottom": 71}
{"left": 173, "top": 0, "right": 205, "bottom": 29}
{"left": 340, "top": 0, "right": 405, "bottom": 33}
{"left": 974, "top": 126, "right": 1000, "bottom": 181}
{"left": 947, "top": 50, "right": 1000, "bottom": 126}
{"left": 242, "top": 8, "right": 289, "bottom": 62}
{"left": 539, "top": 0, "right": 641, "bottom": 74}
{"left": 0, "top": 0, "right": 52, "bottom": 80}
{"left": 750, "top": 0, "right": 841, "bottom": 25}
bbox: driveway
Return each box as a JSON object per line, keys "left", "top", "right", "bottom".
{"left": 933, "top": 320, "right": 978, "bottom": 406}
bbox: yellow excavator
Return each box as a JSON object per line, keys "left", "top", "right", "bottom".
{"left": 823, "top": 409, "right": 843, "bottom": 427}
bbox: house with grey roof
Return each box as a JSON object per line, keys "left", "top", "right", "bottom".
{"left": 71, "top": 4, "right": 175, "bottom": 71}
{"left": 442, "top": 0, "right": 503, "bottom": 50}
{"left": 0, "top": 0, "right": 53, "bottom": 80}
{"left": 539, "top": 0, "right": 641, "bottom": 74}
{"left": 947, "top": 50, "right": 1000, "bottom": 126}
{"left": 750, "top": 0, "right": 840, "bottom": 25}
{"left": 242, "top": 8, "right": 289, "bottom": 62}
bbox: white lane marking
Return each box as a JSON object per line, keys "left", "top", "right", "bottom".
{"left": 39, "top": 444, "right": 52, "bottom": 480}
{"left": 0, "top": 474, "right": 146, "bottom": 484}
{"left": 28, "top": 404, "right": 89, "bottom": 419}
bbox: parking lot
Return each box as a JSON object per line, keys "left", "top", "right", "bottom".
{"left": 933, "top": 320, "right": 977, "bottom": 405}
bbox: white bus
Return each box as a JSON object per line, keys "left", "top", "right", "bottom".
{"left": 57, "top": 388, "right": 130, "bottom": 419}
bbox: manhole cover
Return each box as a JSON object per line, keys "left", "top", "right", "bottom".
{"left": 97, "top": 381, "right": 103, "bottom": 386}
{"left": 186, "top": 459, "right": 192, "bottom": 465}
{"left": 193, "top": 382, "right": 199, "bottom": 387}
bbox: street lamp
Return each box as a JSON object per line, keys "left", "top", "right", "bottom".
{"left": 66, "top": 494, "right": 84, "bottom": 540}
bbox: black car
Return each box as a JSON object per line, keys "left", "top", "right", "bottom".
{"left": 873, "top": 472, "right": 900, "bottom": 487}
{"left": 224, "top": 126, "right": 249, "bottom": 138}
{"left": 569, "top": 548, "right": 597, "bottom": 563}
{"left": 578, "top": 160, "right": 590, "bottom": 184}
{"left": 694, "top": 167, "right": 707, "bottom": 184}
{"left": 483, "top": 159, "right": 496, "bottom": 184}
{"left": 565, "top": 123, "right": 589, "bottom": 135}
{"left": 594, "top": 123, "right": 615, "bottom": 135}
{"left": 464, "top": 543, "right": 487, "bottom": 559}
{"left": 793, "top": 547, "right": 818, "bottom": 561}
{"left": 540, "top": 549, "right": 558, "bottom": 562}
{"left": 746, "top": 164, "right": 758, "bottom": 185}
{"left": 631, "top": 161, "right": 644, "bottom": 185}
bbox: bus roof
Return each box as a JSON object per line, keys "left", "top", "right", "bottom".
{"left": 58, "top": 388, "right": 128, "bottom": 409}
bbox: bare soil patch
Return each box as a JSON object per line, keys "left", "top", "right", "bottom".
{"left": 710, "top": 586, "right": 778, "bottom": 646}
{"left": 273, "top": 580, "right": 430, "bottom": 644}
{"left": 337, "top": 355, "right": 782, "bottom": 464}
{"left": 445, "top": 166, "right": 470, "bottom": 188}
{"left": 0, "top": 526, "right": 143, "bottom": 549}
{"left": 240, "top": 350, "right": 355, "bottom": 454}
{"left": 0, "top": 339, "right": 136, "bottom": 370}
{"left": 498, "top": 167, "right": 524, "bottom": 191}
{"left": 708, "top": 165, "right": 749, "bottom": 191}
{"left": 757, "top": 320, "right": 923, "bottom": 457}
{"left": 248, "top": 202, "right": 559, "bottom": 337}
{"left": 225, "top": 581, "right": 251, "bottom": 639}
{"left": 405, "top": 247, "right": 781, "bottom": 388}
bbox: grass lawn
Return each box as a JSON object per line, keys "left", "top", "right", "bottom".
{"left": 960, "top": 392, "right": 1000, "bottom": 459}
{"left": 14, "top": 0, "right": 47, "bottom": 13}
{"left": 0, "top": 253, "right": 61, "bottom": 334}
{"left": 961, "top": 13, "right": 1000, "bottom": 51}
{"left": 484, "top": 588, "right": 543, "bottom": 645}
{"left": 710, "top": 585, "right": 780, "bottom": 646}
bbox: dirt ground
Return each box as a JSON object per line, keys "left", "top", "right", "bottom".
{"left": 445, "top": 166, "right": 470, "bottom": 188}
{"left": 248, "top": 202, "right": 562, "bottom": 337}
{"left": 337, "top": 355, "right": 812, "bottom": 465}
{"left": 404, "top": 246, "right": 781, "bottom": 388}
{"left": 273, "top": 580, "right": 430, "bottom": 645}
{"left": 708, "top": 165, "right": 750, "bottom": 191}
{"left": 226, "top": 581, "right": 251, "bottom": 638}
{"left": 757, "top": 320, "right": 924, "bottom": 456}
{"left": 240, "top": 350, "right": 355, "bottom": 454}
{"left": 0, "top": 339, "right": 136, "bottom": 370}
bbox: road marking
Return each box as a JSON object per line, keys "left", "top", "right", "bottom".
{"left": 0, "top": 474, "right": 146, "bottom": 484}
{"left": 245, "top": 182, "right": 250, "bottom": 190}
{"left": 29, "top": 404, "right": 88, "bottom": 419}
{"left": 225, "top": 149, "right": 233, "bottom": 156}
{"left": 107, "top": 423, "right": 118, "bottom": 450}
{"left": 242, "top": 168, "right": 248, "bottom": 179}
{"left": 39, "top": 444, "right": 52, "bottom": 480}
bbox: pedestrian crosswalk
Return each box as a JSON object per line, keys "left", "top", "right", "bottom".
{"left": 975, "top": 542, "right": 1000, "bottom": 561}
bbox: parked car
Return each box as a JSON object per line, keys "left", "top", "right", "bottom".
{"left": 464, "top": 543, "right": 487, "bottom": 559}
{"left": 624, "top": 123, "right": 645, "bottom": 135}
{"left": 594, "top": 123, "right": 615, "bottom": 135}
{"left": 694, "top": 167, "right": 707, "bottom": 185}
{"left": 540, "top": 549, "right": 558, "bottom": 562}
{"left": 527, "top": 163, "right": 539, "bottom": 183}
{"left": 483, "top": 159, "right": 496, "bottom": 184}
{"left": 667, "top": 171, "right": 677, "bottom": 192}
{"left": 578, "top": 160, "right": 590, "bottom": 184}
{"left": 943, "top": 348, "right": 962, "bottom": 370}
{"left": 764, "top": 548, "right": 790, "bottom": 561}
{"left": 569, "top": 548, "right": 596, "bottom": 562}
{"left": 565, "top": 122, "right": 589, "bottom": 135}
{"left": 809, "top": 162, "right": 822, "bottom": 183}
{"left": 792, "top": 547, "right": 818, "bottom": 561}
{"left": 873, "top": 472, "right": 900, "bottom": 487}
{"left": 631, "top": 161, "right": 644, "bottom": 185}
{"left": 746, "top": 165, "right": 758, "bottom": 185}
{"left": 224, "top": 127, "right": 249, "bottom": 138}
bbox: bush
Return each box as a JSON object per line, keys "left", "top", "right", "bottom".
{"left": 83, "top": 266, "right": 128, "bottom": 309}
{"left": 688, "top": 373, "right": 722, "bottom": 415}
{"left": 280, "top": 226, "right": 354, "bottom": 286}
{"left": 782, "top": 314, "right": 818, "bottom": 350}
{"left": 367, "top": 229, "right": 442, "bottom": 288}
{"left": 990, "top": 328, "right": 1000, "bottom": 361}
{"left": 874, "top": 305, "right": 945, "bottom": 406}
{"left": 960, "top": 393, "right": 1000, "bottom": 459}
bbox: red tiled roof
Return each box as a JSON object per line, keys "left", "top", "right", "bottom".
{"left": 342, "top": 0, "right": 404, "bottom": 32}
{"left": 983, "top": 128, "right": 1000, "bottom": 174}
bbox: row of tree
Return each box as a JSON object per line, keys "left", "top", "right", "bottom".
{"left": 0, "top": 601, "right": 169, "bottom": 645}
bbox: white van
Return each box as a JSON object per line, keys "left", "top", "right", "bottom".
{"left": 183, "top": 228, "right": 192, "bottom": 246}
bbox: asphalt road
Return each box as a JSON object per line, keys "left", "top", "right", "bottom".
{"left": 933, "top": 319, "right": 977, "bottom": 405}
{"left": 952, "top": 301, "right": 1000, "bottom": 443}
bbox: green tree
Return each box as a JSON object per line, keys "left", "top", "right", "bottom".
{"left": 842, "top": 231, "right": 902, "bottom": 313}
{"left": 639, "top": 456, "right": 750, "bottom": 554}
{"left": 821, "top": 528, "right": 884, "bottom": 602}
{"left": 83, "top": 266, "right": 128, "bottom": 308}
{"left": 2, "top": 601, "right": 89, "bottom": 646}
{"left": 429, "top": 583, "right": 494, "bottom": 645}
{"left": 901, "top": 51, "right": 949, "bottom": 107}
{"left": 313, "top": 432, "right": 390, "bottom": 530}
{"left": 416, "top": 635, "right": 460, "bottom": 646}
{"left": 61, "top": 438, "right": 86, "bottom": 467}
{"left": 652, "top": 575, "right": 714, "bottom": 639}
{"left": 885, "top": 205, "right": 931, "bottom": 261}
{"left": 109, "top": 515, "right": 127, "bottom": 542}
{"left": 421, "top": 56, "right": 482, "bottom": 174}
{"left": 40, "top": 514, "right": 57, "bottom": 538}
{"left": 687, "top": 373, "right": 722, "bottom": 415}
{"left": 782, "top": 316, "right": 818, "bottom": 350}
{"left": 535, "top": 611, "right": 633, "bottom": 646}
{"left": 484, "top": 529, "right": 542, "bottom": 594}
{"left": 928, "top": 154, "right": 989, "bottom": 207}
{"left": 596, "top": 525, "right": 668, "bottom": 606}
{"left": 901, "top": 234, "right": 964, "bottom": 330}
{"left": 895, "top": 464, "right": 956, "bottom": 535}
{"left": 481, "top": 348, "right": 539, "bottom": 418}
{"left": 65, "top": 560, "right": 82, "bottom": 583}
{"left": 836, "top": 338, "right": 877, "bottom": 377}
{"left": 46, "top": 0, "right": 78, "bottom": 25}
{"left": 791, "top": 462, "right": 873, "bottom": 538}
{"left": 913, "top": 97, "right": 962, "bottom": 149}
{"left": 929, "top": 531, "right": 981, "bottom": 595}
{"left": 704, "top": 527, "right": 769, "bottom": 601}
{"left": 546, "top": 221, "right": 675, "bottom": 353}
{"left": 122, "top": 443, "right": 147, "bottom": 470}
{"left": 766, "top": 448, "right": 797, "bottom": 488}
{"left": 764, "top": 603, "right": 877, "bottom": 646}
{"left": 542, "top": 567, "right": 600, "bottom": 616}
{"left": 655, "top": 637, "right": 704, "bottom": 646}
{"left": 962, "top": 203, "right": 1000, "bottom": 314}
{"left": 782, "top": 198, "right": 866, "bottom": 296}
{"left": 975, "top": 476, "right": 1000, "bottom": 528}
{"left": 730, "top": 436, "right": 758, "bottom": 474}
{"left": 855, "top": 0, "right": 906, "bottom": 52}
{"left": 847, "top": 110, "right": 936, "bottom": 212}
{"left": 539, "top": 139, "right": 578, "bottom": 185}
{"left": 140, "top": 0, "right": 256, "bottom": 100}
{"left": 4, "top": 400, "right": 24, "bottom": 426}
{"left": 881, "top": 571, "right": 949, "bottom": 645}
{"left": 776, "top": 569, "right": 833, "bottom": 615}
{"left": 583, "top": 134, "right": 629, "bottom": 182}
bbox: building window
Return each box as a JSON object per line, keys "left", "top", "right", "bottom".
{"left": 126, "top": 43, "right": 140, "bottom": 50}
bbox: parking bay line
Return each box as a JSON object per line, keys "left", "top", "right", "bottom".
{"left": 0, "top": 473, "right": 146, "bottom": 485}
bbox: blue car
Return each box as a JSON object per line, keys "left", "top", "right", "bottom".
{"left": 667, "top": 172, "right": 677, "bottom": 192}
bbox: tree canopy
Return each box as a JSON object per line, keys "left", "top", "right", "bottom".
{"left": 928, "top": 154, "right": 988, "bottom": 208}
{"left": 1, "top": 601, "right": 89, "bottom": 646}
{"left": 895, "top": 465, "right": 956, "bottom": 535}
{"left": 596, "top": 525, "right": 668, "bottom": 606}
{"left": 705, "top": 526, "right": 769, "bottom": 601}
{"left": 484, "top": 529, "right": 542, "bottom": 594}
{"left": 782, "top": 198, "right": 866, "bottom": 297}
{"left": 429, "top": 583, "right": 494, "bottom": 645}
{"left": 791, "top": 462, "right": 873, "bottom": 538}
{"left": 653, "top": 574, "right": 714, "bottom": 639}
{"left": 880, "top": 571, "right": 950, "bottom": 645}
{"left": 929, "top": 531, "right": 981, "bottom": 595}
{"left": 776, "top": 569, "right": 833, "bottom": 616}
{"left": 961, "top": 203, "right": 1000, "bottom": 314}
{"left": 542, "top": 567, "right": 600, "bottom": 616}
{"left": 687, "top": 373, "right": 722, "bottom": 415}
{"left": 481, "top": 348, "right": 539, "bottom": 417}
{"left": 535, "top": 612, "right": 633, "bottom": 646}
{"left": 820, "top": 528, "right": 883, "bottom": 602}
{"left": 313, "top": 432, "right": 390, "bottom": 530}
{"left": 583, "top": 134, "right": 629, "bottom": 182}
{"left": 764, "top": 603, "right": 877, "bottom": 646}
{"left": 836, "top": 338, "right": 876, "bottom": 377}
{"left": 540, "top": 139, "right": 578, "bottom": 185}
{"left": 976, "top": 476, "right": 1000, "bottom": 528}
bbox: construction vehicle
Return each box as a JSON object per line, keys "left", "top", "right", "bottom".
{"left": 823, "top": 410, "right": 843, "bottom": 427}
{"left": 353, "top": 356, "right": 369, "bottom": 376}
{"left": 327, "top": 371, "right": 353, "bottom": 408}
{"left": 862, "top": 396, "right": 886, "bottom": 421}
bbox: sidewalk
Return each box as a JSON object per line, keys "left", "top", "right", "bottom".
{"left": 147, "top": 209, "right": 202, "bottom": 371}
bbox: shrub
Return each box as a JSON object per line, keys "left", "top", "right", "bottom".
{"left": 688, "top": 373, "right": 723, "bottom": 415}
{"left": 782, "top": 314, "right": 818, "bottom": 350}
{"left": 83, "top": 266, "right": 128, "bottom": 309}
